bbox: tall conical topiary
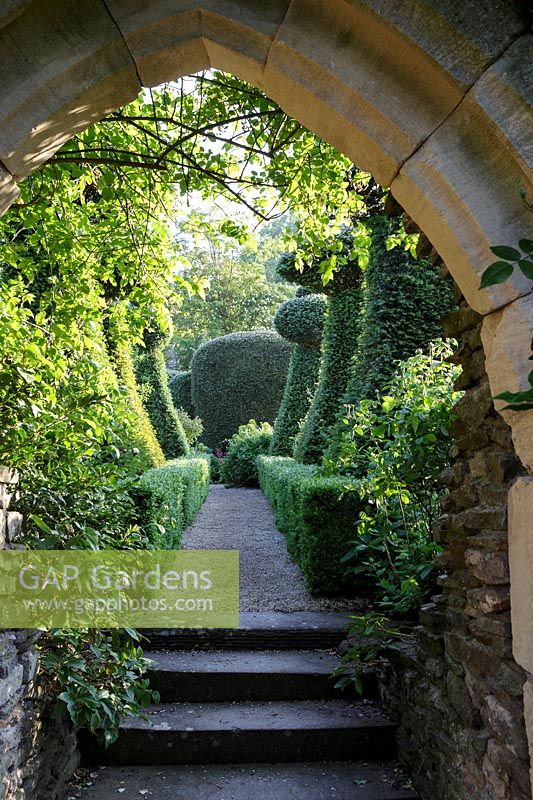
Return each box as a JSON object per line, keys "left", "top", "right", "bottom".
{"left": 135, "top": 321, "right": 190, "bottom": 459}
{"left": 325, "top": 212, "right": 454, "bottom": 465}
{"left": 277, "top": 230, "right": 364, "bottom": 464}
{"left": 270, "top": 293, "right": 327, "bottom": 456}
{"left": 341, "top": 214, "right": 454, "bottom": 406}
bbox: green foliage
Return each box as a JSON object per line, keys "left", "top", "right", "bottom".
{"left": 273, "top": 293, "right": 326, "bottom": 347}
{"left": 333, "top": 614, "right": 413, "bottom": 694}
{"left": 169, "top": 370, "right": 195, "bottom": 416}
{"left": 480, "top": 239, "right": 533, "bottom": 288}
{"left": 135, "top": 322, "right": 190, "bottom": 459}
{"left": 170, "top": 212, "right": 294, "bottom": 368}
{"left": 270, "top": 294, "right": 326, "bottom": 456}
{"left": 108, "top": 336, "right": 165, "bottom": 470}
{"left": 277, "top": 228, "right": 368, "bottom": 294}
{"left": 220, "top": 421, "right": 273, "bottom": 487}
{"left": 335, "top": 215, "right": 454, "bottom": 414}
{"left": 294, "top": 289, "right": 363, "bottom": 463}
{"left": 190, "top": 330, "right": 292, "bottom": 450}
{"left": 40, "top": 628, "right": 158, "bottom": 748}
{"left": 134, "top": 456, "right": 210, "bottom": 548}
{"left": 326, "top": 344, "right": 459, "bottom": 613}
{"left": 257, "top": 456, "right": 362, "bottom": 595}
{"left": 479, "top": 230, "right": 533, "bottom": 409}
{"left": 175, "top": 408, "right": 204, "bottom": 446}
{"left": 270, "top": 346, "right": 323, "bottom": 457}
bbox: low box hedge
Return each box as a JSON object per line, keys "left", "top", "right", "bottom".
{"left": 133, "top": 456, "right": 210, "bottom": 549}
{"left": 257, "top": 455, "right": 362, "bottom": 595}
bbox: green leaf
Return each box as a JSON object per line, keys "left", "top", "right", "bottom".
{"left": 517, "top": 259, "right": 533, "bottom": 280}
{"left": 480, "top": 261, "right": 513, "bottom": 288}
{"left": 519, "top": 239, "right": 533, "bottom": 254}
{"left": 490, "top": 245, "right": 521, "bottom": 261}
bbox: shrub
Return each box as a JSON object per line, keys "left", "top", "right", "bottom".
{"left": 41, "top": 628, "right": 158, "bottom": 748}
{"left": 190, "top": 330, "right": 291, "bottom": 450}
{"left": 134, "top": 456, "right": 210, "bottom": 548}
{"left": 169, "top": 370, "right": 195, "bottom": 417}
{"left": 324, "top": 343, "right": 460, "bottom": 613}
{"left": 175, "top": 407, "right": 204, "bottom": 446}
{"left": 221, "top": 421, "right": 273, "bottom": 487}
{"left": 270, "top": 294, "right": 326, "bottom": 456}
{"left": 135, "top": 322, "right": 190, "bottom": 459}
{"left": 257, "top": 455, "right": 362, "bottom": 595}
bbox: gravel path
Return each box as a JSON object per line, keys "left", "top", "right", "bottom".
{"left": 182, "top": 485, "right": 362, "bottom": 613}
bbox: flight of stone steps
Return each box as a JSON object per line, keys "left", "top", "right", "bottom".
{"left": 78, "top": 613, "right": 418, "bottom": 799}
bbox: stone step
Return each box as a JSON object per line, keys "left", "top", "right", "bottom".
{"left": 145, "top": 649, "right": 375, "bottom": 702}
{"left": 80, "top": 699, "right": 397, "bottom": 766}
{"left": 76, "top": 762, "right": 418, "bottom": 799}
{"left": 141, "top": 611, "right": 350, "bottom": 651}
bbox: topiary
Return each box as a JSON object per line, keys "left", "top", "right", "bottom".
{"left": 135, "top": 320, "right": 190, "bottom": 459}
{"left": 294, "top": 289, "right": 362, "bottom": 463}
{"left": 277, "top": 230, "right": 364, "bottom": 464}
{"left": 190, "top": 330, "right": 291, "bottom": 450}
{"left": 110, "top": 340, "right": 165, "bottom": 469}
{"left": 270, "top": 294, "right": 326, "bottom": 456}
{"left": 103, "top": 309, "right": 165, "bottom": 469}
{"left": 169, "top": 370, "right": 195, "bottom": 417}
{"left": 342, "top": 214, "right": 454, "bottom": 407}
{"left": 220, "top": 420, "right": 273, "bottom": 487}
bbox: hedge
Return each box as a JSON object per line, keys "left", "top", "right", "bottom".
{"left": 169, "top": 370, "right": 195, "bottom": 417}
{"left": 133, "top": 456, "right": 210, "bottom": 549}
{"left": 190, "top": 330, "right": 292, "bottom": 450}
{"left": 270, "top": 294, "right": 326, "bottom": 456}
{"left": 257, "top": 455, "right": 362, "bottom": 595}
{"left": 135, "top": 323, "right": 190, "bottom": 459}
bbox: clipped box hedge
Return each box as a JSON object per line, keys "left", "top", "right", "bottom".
{"left": 133, "top": 456, "right": 210, "bottom": 549}
{"left": 257, "top": 456, "right": 362, "bottom": 595}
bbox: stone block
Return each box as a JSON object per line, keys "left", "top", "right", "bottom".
{"left": 464, "top": 549, "right": 509, "bottom": 585}
{"left": 481, "top": 295, "right": 533, "bottom": 473}
{"left": 0, "top": 0, "right": 30, "bottom": 30}
{"left": 508, "top": 478, "right": 533, "bottom": 675}
{"left": 108, "top": 1, "right": 289, "bottom": 88}
{"left": 0, "top": 466, "right": 19, "bottom": 484}
{"left": 466, "top": 586, "right": 510, "bottom": 616}
{"left": 6, "top": 511, "right": 22, "bottom": 543}
{"left": 391, "top": 36, "right": 533, "bottom": 315}
{"left": 0, "top": 162, "right": 19, "bottom": 216}
{"left": 0, "top": 0, "right": 141, "bottom": 178}
{"left": 262, "top": 0, "right": 477, "bottom": 185}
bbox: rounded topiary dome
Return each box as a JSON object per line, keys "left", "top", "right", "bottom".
{"left": 274, "top": 294, "right": 327, "bottom": 348}
{"left": 190, "top": 330, "right": 292, "bottom": 450}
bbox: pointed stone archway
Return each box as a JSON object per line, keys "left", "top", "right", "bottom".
{"left": 0, "top": 2, "right": 531, "bottom": 796}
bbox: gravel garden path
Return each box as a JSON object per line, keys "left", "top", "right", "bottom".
{"left": 182, "top": 484, "right": 361, "bottom": 613}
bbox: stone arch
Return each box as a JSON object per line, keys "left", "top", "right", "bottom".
{"left": 0, "top": 1, "right": 532, "bottom": 794}
{"left": 0, "top": 0, "right": 531, "bottom": 462}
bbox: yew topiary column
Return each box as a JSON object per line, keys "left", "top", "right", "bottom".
{"left": 270, "top": 293, "right": 326, "bottom": 456}
{"left": 276, "top": 231, "right": 364, "bottom": 464}
{"left": 135, "top": 322, "right": 190, "bottom": 459}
